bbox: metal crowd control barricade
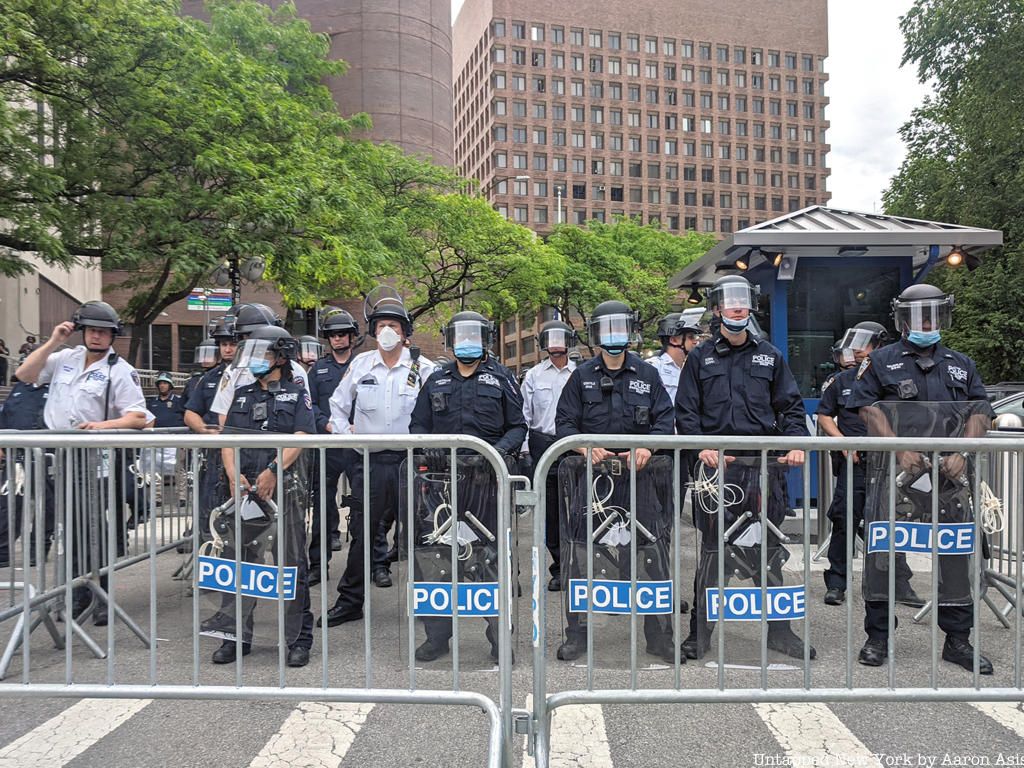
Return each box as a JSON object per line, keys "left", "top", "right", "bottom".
{"left": 525, "top": 434, "right": 1024, "bottom": 768}
{"left": 0, "top": 431, "right": 518, "bottom": 768}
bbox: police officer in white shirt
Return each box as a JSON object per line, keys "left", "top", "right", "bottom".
{"left": 319, "top": 290, "right": 436, "bottom": 627}
{"left": 521, "top": 320, "right": 577, "bottom": 591}
{"left": 210, "top": 303, "right": 308, "bottom": 423}
{"left": 648, "top": 312, "right": 701, "bottom": 403}
{"left": 15, "top": 301, "right": 148, "bottom": 624}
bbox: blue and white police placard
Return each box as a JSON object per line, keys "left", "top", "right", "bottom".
{"left": 705, "top": 585, "right": 806, "bottom": 622}
{"left": 866, "top": 522, "right": 975, "bottom": 556}
{"left": 412, "top": 582, "right": 500, "bottom": 617}
{"left": 196, "top": 556, "right": 297, "bottom": 601}
{"left": 568, "top": 579, "right": 674, "bottom": 615}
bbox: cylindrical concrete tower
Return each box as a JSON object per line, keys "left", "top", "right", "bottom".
{"left": 298, "top": 0, "right": 454, "bottom": 166}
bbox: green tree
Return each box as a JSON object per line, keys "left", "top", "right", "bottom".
{"left": 0, "top": 0, "right": 384, "bottom": 362}
{"left": 883, "top": 0, "right": 1024, "bottom": 381}
{"left": 544, "top": 219, "right": 714, "bottom": 347}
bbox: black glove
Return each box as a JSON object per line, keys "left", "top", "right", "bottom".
{"left": 498, "top": 450, "right": 518, "bottom": 473}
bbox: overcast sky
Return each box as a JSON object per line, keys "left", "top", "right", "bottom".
{"left": 450, "top": 0, "right": 931, "bottom": 214}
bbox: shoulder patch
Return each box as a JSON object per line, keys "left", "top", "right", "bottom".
{"left": 821, "top": 375, "right": 834, "bottom": 393}
{"left": 856, "top": 357, "right": 871, "bottom": 381}
{"left": 478, "top": 372, "right": 501, "bottom": 387}
{"left": 275, "top": 392, "right": 299, "bottom": 403}
{"left": 130, "top": 371, "right": 141, "bottom": 387}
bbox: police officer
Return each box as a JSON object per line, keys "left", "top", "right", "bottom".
{"left": 409, "top": 310, "right": 526, "bottom": 662}
{"left": 211, "top": 303, "right": 308, "bottom": 423}
{"left": 649, "top": 313, "right": 702, "bottom": 403}
{"left": 522, "top": 320, "right": 577, "bottom": 591}
{"left": 15, "top": 301, "right": 148, "bottom": 624}
{"left": 554, "top": 300, "right": 677, "bottom": 663}
{"left": 148, "top": 372, "right": 185, "bottom": 429}
{"left": 212, "top": 325, "right": 316, "bottom": 667}
{"left": 0, "top": 380, "right": 52, "bottom": 568}
{"left": 306, "top": 307, "right": 359, "bottom": 585}
{"left": 676, "top": 275, "right": 813, "bottom": 660}
{"left": 847, "top": 284, "right": 994, "bottom": 673}
{"left": 817, "top": 322, "right": 918, "bottom": 607}
{"left": 319, "top": 293, "right": 436, "bottom": 626}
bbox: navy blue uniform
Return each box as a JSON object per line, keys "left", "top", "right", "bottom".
{"left": 817, "top": 367, "right": 913, "bottom": 592}
{"left": 675, "top": 333, "right": 810, "bottom": 654}
{"left": 555, "top": 352, "right": 674, "bottom": 441}
{"left": 409, "top": 357, "right": 526, "bottom": 649}
{"left": 182, "top": 372, "right": 203, "bottom": 406}
{"left": 848, "top": 338, "right": 993, "bottom": 643}
{"left": 554, "top": 352, "right": 675, "bottom": 652}
{"left": 222, "top": 377, "right": 316, "bottom": 650}
{"left": 185, "top": 363, "right": 230, "bottom": 533}
{"left": 305, "top": 354, "right": 354, "bottom": 573}
{"left": 185, "top": 363, "right": 227, "bottom": 427}
{"left": 411, "top": 358, "right": 527, "bottom": 456}
{"left": 0, "top": 383, "right": 53, "bottom": 566}
{"left": 146, "top": 393, "right": 185, "bottom": 429}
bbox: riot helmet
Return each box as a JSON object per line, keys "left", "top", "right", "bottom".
{"left": 538, "top": 320, "right": 577, "bottom": 355}
{"left": 443, "top": 311, "right": 493, "bottom": 364}
{"left": 72, "top": 301, "right": 123, "bottom": 335}
{"left": 892, "top": 284, "right": 953, "bottom": 339}
{"left": 298, "top": 334, "right": 323, "bottom": 364}
{"left": 319, "top": 307, "right": 359, "bottom": 337}
{"left": 587, "top": 300, "right": 635, "bottom": 355}
{"left": 656, "top": 313, "right": 683, "bottom": 341}
{"left": 155, "top": 371, "right": 175, "bottom": 394}
{"left": 232, "top": 303, "right": 281, "bottom": 338}
{"left": 364, "top": 286, "right": 412, "bottom": 338}
{"left": 234, "top": 325, "right": 298, "bottom": 378}
{"left": 708, "top": 275, "right": 757, "bottom": 335}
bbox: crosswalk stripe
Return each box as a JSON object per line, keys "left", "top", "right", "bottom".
{"left": 522, "top": 696, "right": 613, "bottom": 768}
{"left": 249, "top": 701, "right": 374, "bottom": 768}
{"left": 754, "top": 702, "right": 876, "bottom": 766}
{"left": 970, "top": 702, "right": 1024, "bottom": 740}
{"left": 0, "top": 698, "right": 151, "bottom": 768}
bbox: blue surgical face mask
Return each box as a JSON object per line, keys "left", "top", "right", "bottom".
{"left": 600, "top": 333, "right": 629, "bottom": 355}
{"left": 453, "top": 342, "right": 484, "bottom": 362}
{"left": 721, "top": 315, "right": 750, "bottom": 333}
{"left": 907, "top": 330, "right": 940, "bottom": 347}
{"left": 250, "top": 360, "right": 272, "bottom": 377}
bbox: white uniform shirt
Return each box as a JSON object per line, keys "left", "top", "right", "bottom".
{"left": 328, "top": 348, "right": 436, "bottom": 435}
{"left": 37, "top": 346, "right": 148, "bottom": 430}
{"left": 521, "top": 357, "right": 576, "bottom": 439}
{"left": 648, "top": 351, "right": 684, "bottom": 404}
{"left": 211, "top": 361, "right": 308, "bottom": 416}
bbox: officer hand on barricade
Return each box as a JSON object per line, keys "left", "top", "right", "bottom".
{"left": 581, "top": 446, "right": 617, "bottom": 464}
{"left": 619, "top": 447, "right": 651, "bottom": 470}
{"left": 942, "top": 452, "right": 967, "bottom": 480}
{"left": 897, "top": 450, "right": 925, "bottom": 474}
{"left": 227, "top": 473, "right": 252, "bottom": 499}
{"left": 697, "top": 449, "right": 736, "bottom": 469}
{"left": 778, "top": 449, "right": 805, "bottom": 467}
{"left": 254, "top": 465, "right": 277, "bottom": 500}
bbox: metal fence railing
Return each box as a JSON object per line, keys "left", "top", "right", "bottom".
{"left": 0, "top": 432, "right": 521, "bottom": 768}
{"left": 526, "top": 432, "right": 1024, "bottom": 768}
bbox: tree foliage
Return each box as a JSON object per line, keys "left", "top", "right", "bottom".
{"left": 883, "top": 0, "right": 1024, "bottom": 382}
{"left": 0, "top": 0, "right": 383, "bottom": 360}
{"left": 543, "top": 220, "right": 714, "bottom": 346}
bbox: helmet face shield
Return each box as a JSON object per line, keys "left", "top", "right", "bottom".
{"left": 893, "top": 296, "right": 953, "bottom": 334}
{"left": 839, "top": 328, "right": 881, "bottom": 355}
{"left": 710, "top": 281, "right": 757, "bottom": 312}
{"left": 447, "top": 320, "right": 485, "bottom": 350}
{"left": 234, "top": 339, "right": 279, "bottom": 372}
{"left": 299, "top": 338, "right": 323, "bottom": 362}
{"left": 540, "top": 327, "right": 571, "bottom": 351}
{"left": 194, "top": 342, "right": 218, "bottom": 367}
{"left": 590, "top": 313, "right": 633, "bottom": 349}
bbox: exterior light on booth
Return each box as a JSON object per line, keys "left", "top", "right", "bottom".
{"left": 734, "top": 248, "right": 752, "bottom": 271}
{"left": 946, "top": 246, "right": 965, "bottom": 267}
{"left": 686, "top": 285, "right": 703, "bottom": 305}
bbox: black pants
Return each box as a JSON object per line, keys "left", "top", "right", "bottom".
{"left": 67, "top": 450, "right": 127, "bottom": 580}
{"left": 0, "top": 465, "right": 55, "bottom": 565}
{"left": 334, "top": 453, "right": 402, "bottom": 610}
{"left": 529, "top": 432, "right": 561, "bottom": 578}
{"left": 824, "top": 463, "right": 915, "bottom": 591}
{"left": 308, "top": 448, "right": 345, "bottom": 569}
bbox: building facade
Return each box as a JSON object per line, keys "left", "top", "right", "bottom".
{"left": 453, "top": 0, "right": 832, "bottom": 371}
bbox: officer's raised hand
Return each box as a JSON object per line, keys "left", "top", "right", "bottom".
{"left": 49, "top": 321, "right": 75, "bottom": 345}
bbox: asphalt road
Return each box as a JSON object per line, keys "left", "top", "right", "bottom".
{"left": 0, "top": 515, "right": 1022, "bottom": 768}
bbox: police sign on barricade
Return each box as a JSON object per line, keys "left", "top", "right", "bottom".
{"left": 0, "top": 432, "right": 516, "bottom": 768}
{"left": 528, "top": 434, "right": 1024, "bottom": 768}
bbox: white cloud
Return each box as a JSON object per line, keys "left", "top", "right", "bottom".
{"left": 450, "top": 0, "right": 932, "bottom": 214}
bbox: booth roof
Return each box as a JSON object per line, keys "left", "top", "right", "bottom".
{"left": 670, "top": 205, "right": 1003, "bottom": 288}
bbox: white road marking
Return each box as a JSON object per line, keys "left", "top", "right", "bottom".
{"left": 249, "top": 701, "right": 374, "bottom": 768}
{"left": 971, "top": 702, "right": 1024, "bottom": 740}
{"left": 522, "top": 695, "right": 613, "bottom": 768}
{"left": 0, "top": 698, "right": 150, "bottom": 768}
{"left": 755, "top": 702, "right": 878, "bottom": 766}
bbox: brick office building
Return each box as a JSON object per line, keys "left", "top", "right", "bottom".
{"left": 453, "top": 0, "right": 832, "bottom": 371}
